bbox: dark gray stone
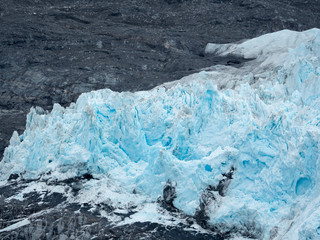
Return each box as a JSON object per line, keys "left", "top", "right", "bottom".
{"left": 8, "top": 174, "right": 19, "bottom": 181}
{"left": 0, "top": 179, "right": 222, "bottom": 240}
{"left": 163, "top": 180, "right": 176, "bottom": 205}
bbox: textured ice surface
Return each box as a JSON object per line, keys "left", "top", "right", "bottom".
{"left": 1, "top": 29, "right": 320, "bottom": 239}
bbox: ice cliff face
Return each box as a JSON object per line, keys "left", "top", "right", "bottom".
{"left": 1, "top": 29, "right": 320, "bottom": 239}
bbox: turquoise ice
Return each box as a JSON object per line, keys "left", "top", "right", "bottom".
{"left": 2, "top": 29, "right": 320, "bottom": 239}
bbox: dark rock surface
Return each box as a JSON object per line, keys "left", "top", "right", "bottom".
{"left": 1, "top": 0, "right": 320, "bottom": 158}
{"left": 0, "top": 168, "right": 258, "bottom": 239}
{"left": 0, "top": 179, "right": 223, "bottom": 240}
{"left": 161, "top": 180, "right": 178, "bottom": 211}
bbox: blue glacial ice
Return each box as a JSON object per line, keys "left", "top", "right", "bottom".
{"left": 1, "top": 28, "right": 320, "bottom": 239}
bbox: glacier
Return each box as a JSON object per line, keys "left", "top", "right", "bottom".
{"left": 1, "top": 28, "right": 320, "bottom": 239}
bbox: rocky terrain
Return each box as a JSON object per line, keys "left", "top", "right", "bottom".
{"left": 0, "top": 177, "right": 221, "bottom": 240}
{"left": 1, "top": 0, "right": 320, "bottom": 239}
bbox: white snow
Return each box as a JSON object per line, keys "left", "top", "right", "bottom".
{"left": 0, "top": 219, "right": 31, "bottom": 233}
{"left": 118, "top": 203, "right": 181, "bottom": 226}
{"left": 6, "top": 181, "right": 66, "bottom": 202}
{"left": 1, "top": 28, "right": 320, "bottom": 239}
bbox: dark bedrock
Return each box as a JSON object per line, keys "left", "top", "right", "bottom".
{"left": 1, "top": 0, "right": 320, "bottom": 157}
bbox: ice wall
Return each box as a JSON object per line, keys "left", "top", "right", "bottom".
{"left": 1, "top": 29, "right": 320, "bottom": 239}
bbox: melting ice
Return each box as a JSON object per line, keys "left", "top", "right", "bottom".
{"left": 1, "top": 29, "right": 320, "bottom": 239}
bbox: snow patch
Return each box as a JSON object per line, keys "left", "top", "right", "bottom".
{"left": 0, "top": 219, "right": 31, "bottom": 233}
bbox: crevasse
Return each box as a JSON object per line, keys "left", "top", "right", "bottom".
{"left": 1, "top": 29, "right": 320, "bottom": 239}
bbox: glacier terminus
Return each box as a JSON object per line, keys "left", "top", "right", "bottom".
{"left": 1, "top": 29, "right": 320, "bottom": 239}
